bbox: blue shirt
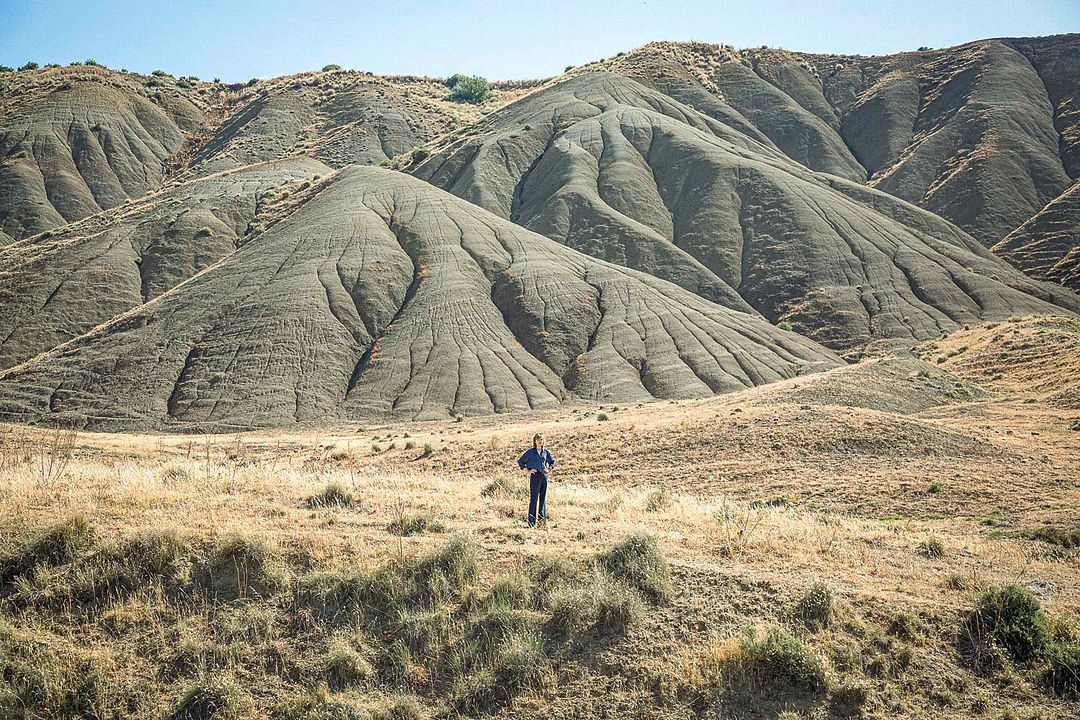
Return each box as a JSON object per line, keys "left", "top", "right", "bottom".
{"left": 518, "top": 447, "right": 555, "bottom": 475}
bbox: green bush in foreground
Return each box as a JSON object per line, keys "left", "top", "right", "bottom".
{"left": 795, "top": 582, "right": 834, "bottom": 631}
{"left": 739, "top": 626, "right": 826, "bottom": 692}
{"left": 68, "top": 528, "right": 189, "bottom": 605}
{"left": 1044, "top": 642, "right": 1080, "bottom": 698}
{"left": 596, "top": 533, "right": 672, "bottom": 603}
{"left": 973, "top": 585, "right": 1051, "bottom": 662}
{"left": 305, "top": 481, "right": 356, "bottom": 509}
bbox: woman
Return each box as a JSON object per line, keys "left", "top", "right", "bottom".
{"left": 517, "top": 433, "right": 555, "bottom": 528}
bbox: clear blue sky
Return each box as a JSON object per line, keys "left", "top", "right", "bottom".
{"left": 2, "top": 0, "right": 1077, "bottom": 81}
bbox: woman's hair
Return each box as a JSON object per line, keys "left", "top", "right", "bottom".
{"left": 533, "top": 433, "right": 544, "bottom": 445}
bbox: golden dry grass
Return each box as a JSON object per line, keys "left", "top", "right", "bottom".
{"left": 1, "top": 317, "right": 1077, "bottom": 718}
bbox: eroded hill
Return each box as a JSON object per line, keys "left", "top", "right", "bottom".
{"left": 0, "top": 167, "right": 840, "bottom": 430}
{"left": 0, "top": 38, "right": 1078, "bottom": 428}
{"left": 413, "top": 71, "right": 1078, "bottom": 352}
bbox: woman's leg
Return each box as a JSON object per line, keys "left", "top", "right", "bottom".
{"left": 528, "top": 473, "right": 540, "bottom": 527}
{"left": 538, "top": 475, "right": 548, "bottom": 522}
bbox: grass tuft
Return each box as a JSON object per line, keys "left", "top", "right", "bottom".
{"left": 170, "top": 675, "right": 251, "bottom": 720}
{"left": 325, "top": 635, "right": 374, "bottom": 690}
{"left": 738, "top": 626, "right": 826, "bottom": 692}
{"left": 794, "top": 582, "right": 834, "bottom": 631}
{"left": 917, "top": 536, "right": 945, "bottom": 558}
{"left": 1, "top": 515, "right": 95, "bottom": 583}
{"left": 1044, "top": 642, "right": 1079, "bottom": 698}
{"left": 201, "top": 535, "right": 284, "bottom": 601}
{"left": 595, "top": 534, "right": 671, "bottom": 603}
{"left": 305, "top": 482, "right": 356, "bottom": 509}
{"left": 68, "top": 528, "right": 190, "bottom": 606}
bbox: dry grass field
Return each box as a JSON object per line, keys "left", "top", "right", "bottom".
{"left": 1, "top": 317, "right": 1077, "bottom": 719}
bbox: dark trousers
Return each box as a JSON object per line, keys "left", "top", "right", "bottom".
{"left": 528, "top": 472, "right": 548, "bottom": 526}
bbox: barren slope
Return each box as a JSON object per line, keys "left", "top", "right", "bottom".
{"left": 0, "top": 66, "right": 207, "bottom": 239}
{"left": 187, "top": 70, "right": 493, "bottom": 176}
{"left": 820, "top": 39, "right": 1073, "bottom": 246}
{"left": 414, "top": 72, "right": 1079, "bottom": 353}
{"left": 0, "top": 167, "right": 840, "bottom": 430}
{"left": 0, "top": 157, "right": 328, "bottom": 370}
{"left": 599, "top": 37, "right": 1077, "bottom": 248}
{"left": 993, "top": 181, "right": 1080, "bottom": 290}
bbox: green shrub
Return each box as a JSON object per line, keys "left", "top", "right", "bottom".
{"left": 777, "top": 320, "right": 794, "bottom": 332}
{"left": 1, "top": 515, "right": 95, "bottom": 583}
{"left": 739, "top": 627, "right": 825, "bottom": 691}
{"left": 1044, "top": 642, "right": 1079, "bottom": 698}
{"left": 371, "top": 695, "right": 424, "bottom": 720}
{"left": 545, "top": 572, "right": 643, "bottom": 637}
{"left": 0, "top": 65, "right": 13, "bottom": 73}
{"left": 409, "top": 147, "right": 429, "bottom": 164}
{"left": 466, "top": 606, "right": 539, "bottom": 655}
{"left": 305, "top": 481, "right": 355, "bottom": 509}
{"left": 481, "top": 474, "right": 523, "bottom": 499}
{"left": 973, "top": 585, "right": 1051, "bottom": 662}
{"left": 322, "top": 64, "right": 342, "bottom": 72}
{"left": 151, "top": 69, "right": 171, "bottom": 77}
{"left": 546, "top": 585, "right": 598, "bottom": 635}
{"left": 447, "top": 75, "right": 492, "bottom": 104}
{"left": 492, "top": 628, "right": 546, "bottom": 687}
{"left": 596, "top": 412, "right": 609, "bottom": 421}
{"left": 593, "top": 580, "right": 646, "bottom": 632}
{"left": 451, "top": 626, "right": 545, "bottom": 712}
{"left": 410, "top": 534, "right": 477, "bottom": 601}
{"left": 596, "top": 534, "right": 671, "bottom": 603}
{"left": 212, "top": 602, "right": 278, "bottom": 644}
{"left": 1026, "top": 525, "right": 1080, "bottom": 549}
{"left": 19, "top": 61, "right": 39, "bottom": 71}
{"left": 527, "top": 555, "right": 580, "bottom": 603}
{"left": 296, "top": 569, "right": 369, "bottom": 624}
{"left": 357, "top": 534, "right": 479, "bottom": 616}
{"left": 795, "top": 582, "right": 834, "bottom": 631}
{"left": 0, "top": 624, "right": 127, "bottom": 718}
{"left": 201, "top": 535, "right": 284, "bottom": 601}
